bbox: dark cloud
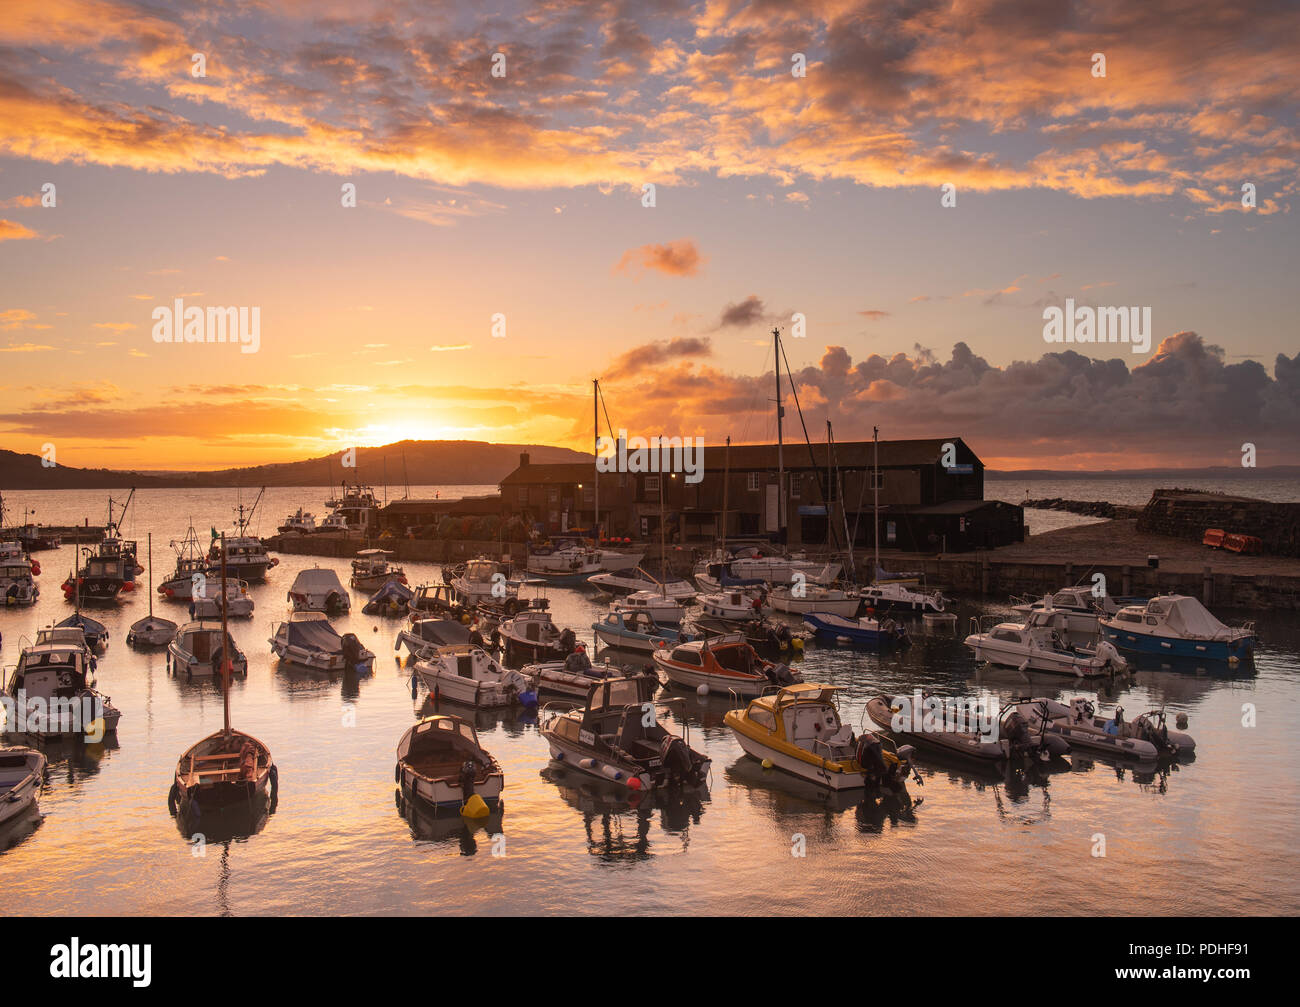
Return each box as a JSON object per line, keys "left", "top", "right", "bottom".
{"left": 718, "top": 295, "right": 767, "bottom": 328}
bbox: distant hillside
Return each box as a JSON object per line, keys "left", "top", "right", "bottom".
{"left": 987, "top": 466, "right": 1300, "bottom": 479}
{"left": 0, "top": 441, "right": 587, "bottom": 490}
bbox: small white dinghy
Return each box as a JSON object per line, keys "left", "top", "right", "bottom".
{"left": 287, "top": 567, "right": 351, "bottom": 615}
{"left": 395, "top": 714, "right": 504, "bottom": 813}
{"left": 127, "top": 533, "right": 179, "bottom": 647}
{"left": 0, "top": 746, "right": 46, "bottom": 826}
{"left": 168, "top": 621, "right": 249, "bottom": 678}
{"left": 411, "top": 644, "right": 537, "bottom": 708}
{"left": 191, "top": 579, "right": 254, "bottom": 619}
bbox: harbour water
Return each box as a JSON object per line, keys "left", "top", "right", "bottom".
{"left": 1, "top": 487, "right": 1297, "bottom": 915}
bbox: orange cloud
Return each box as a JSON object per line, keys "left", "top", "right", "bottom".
{"left": 614, "top": 239, "right": 705, "bottom": 277}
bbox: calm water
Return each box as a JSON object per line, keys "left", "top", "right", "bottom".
{"left": 1, "top": 488, "right": 1297, "bottom": 916}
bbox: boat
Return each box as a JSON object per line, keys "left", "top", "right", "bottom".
{"left": 861, "top": 580, "right": 946, "bottom": 614}
{"left": 287, "top": 567, "right": 351, "bottom": 614}
{"left": 277, "top": 508, "right": 317, "bottom": 535}
{"left": 524, "top": 544, "right": 602, "bottom": 584}
{"left": 395, "top": 617, "right": 473, "bottom": 659}
{"left": 1007, "top": 698, "right": 1194, "bottom": 761}
{"left": 407, "top": 582, "right": 468, "bottom": 620}
{"left": 499, "top": 609, "right": 577, "bottom": 664}
{"left": 592, "top": 608, "right": 697, "bottom": 654}
{"left": 522, "top": 646, "right": 659, "bottom": 698}
{"left": 1099, "top": 595, "right": 1256, "bottom": 663}
{"left": 323, "top": 481, "right": 381, "bottom": 532}
{"left": 207, "top": 488, "right": 276, "bottom": 580}
{"left": 588, "top": 568, "right": 696, "bottom": 600}
{"left": 158, "top": 524, "right": 210, "bottom": 600}
{"left": 769, "top": 583, "right": 860, "bottom": 617}
{"left": 169, "top": 548, "right": 276, "bottom": 824}
{"left": 618, "top": 589, "right": 689, "bottom": 625}
{"left": 540, "top": 677, "right": 710, "bottom": 790}
{"left": 866, "top": 694, "right": 1070, "bottom": 762}
{"left": 698, "top": 589, "right": 769, "bottom": 623}
{"left": 0, "top": 746, "right": 47, "bottom": 826}
{"left": 363, "top": 578, "right": 414, "bottom": 615}
{"left": 725, "top": 684, "right": 916, "bottom": 791}
{"left": 62, "top": 542, "right": 135, "bottom": 602}
{"left": 1, "top": 631, "right": 121, "bottom": 740}
{"left": 127, "top": 536, "right": 178, "bottom": 647}
{"left": 317, "top": 512, "right": 350, "bottom": 534}
{"left": 167, "top": 620, "right": 249, "bottom": 678}
{"left": 693, "top": 548, "right": 840, "bottom": 591}
{"left": 651, "top": 633, "right": 800, "bottom": 696}
{"left": 410, "top": 644, "right": 536, "bottom": 708}
{"left": 802, "top": 612, "right": 910, "bottom": 647}
{"left": 270, "top": 611, "right": 375, "bottom": 674}
{"left": 191, "top": 579, "right": 254, "bottom": 619}
{"left": 395, "top": 714, "right": 504, "bottom": 812}
{"left": 55, "top": 612, "right": 109, "bottom": 650}
{"left": 1010, "top": 587, "right": 1130, "bottom": 637}
{"left": 350, "top": 548, "right": 406, "bottom": 591}
{"left": 695, "top": 616, "right": 805, "bottom": 656}
{"left": 450, "top": 557, "right": 518, "bottom": 607}
{"left": 0, "top": 540, "right": 39, "bottom": 606}
{"left": 965, "top": 608, "right": 1126, "bottom": 677}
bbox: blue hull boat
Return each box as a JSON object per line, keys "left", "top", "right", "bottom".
{"left": 802, "top": 613, "right": 909, "bottom": 648}
{"left": 1099, "top": 624, "right": 1253, "bottom": 662}
{"left": 1099, "top": 595, "right": 1255, "bottom": 664}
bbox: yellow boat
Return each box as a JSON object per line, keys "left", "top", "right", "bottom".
{"left": 725, "top": 683, "right": 916, "bottom": 791}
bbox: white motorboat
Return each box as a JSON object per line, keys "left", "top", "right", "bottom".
{"left": 597, "top": 549, "right": 644, "bottom": 572}
{"left": 1008, "top": 698, "right": 1194, "bottom": 761}
{"left": 651, "top": 633, "right": 799, "bottom": 697}
{"left": 1011, "top": 587, "right": 1125, "bottom": 637}
{"left": 287, "top": 567, "right": 351, "bottom": 614}
{"left": 395, "top": 714, "right": 504, "bottom": 812}
{"left": 318, "top": 512, "right": 350, "bottom": 534}
{"left": 698, "top": 589, "right": 768, "bottom": 623}
{"left": 525, "top": 545, "right": 602, "bottom": 583}
{"left": 2, "top": 634, "right": 121, "bottom": 740}
{"left": 769, "top": 584, "right": 860, "bottom": 617}
{"left": 522, "top": 647, "right": 658, "bottom": 698}
{"left": 277, "top": 508, "right": 317, "bottom": 534}
{"left": 499, "top": 609, "right": 576, "bottom": 664}
{"left": 588, "top": 568, "right": 695, "bottom": 600}
{"left": 0, "top": 540, "right": 39, "bottom": 606}
{"left": 693, "top": 548, "right": 840, "bottom": 590}
{"left": 411, "top": 644, "right": 536, "bottom": 708}
{"left": 450, "top": 558, "right": 518, "bottom": 606}
{"left": 965, "top": 609, "right": 1126, "bottom": 677}
{"left": 167, "top": 621, "right": 249, "bottom": 678}
{"left": 618, "top": 589, "right": 689, "bottom": 625}
{"left": 270, "top": 611, "right": 375, "bottom": 673}
{"left": 0, "top": 746, "right": 47, "bottom": 826}
{"left": 862, "top": 580, "right": 946, "bottom": 613}
{"left": 1099, "top": 595, "right": 1256, "bottom": 663}
{"left": 191, "top": 579, "right": 254, "bottom": 619}
{"left": 350, "top": 549, "right": 406, "bottom": 591}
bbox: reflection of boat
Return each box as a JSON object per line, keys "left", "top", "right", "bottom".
{"left": 270, "top": 611, "right": 375, "bottom": 674}
{"left": 287, "top": 567, "right": 350, "bottom": 614}
{"left": 865, "top": 694, "right": 1069, "bottom": 763}
{"left": 0, "top": 746, "right": 46, "bottom": 826}
{"left": 350, "top": 549, "right": 406, "bottom": 591}
{"left": 802, "top": 612, "right": 909, "bottom": 648}
{"left": 168, "top": 621, "right": 248, "bottom": 679}
{"left": 540, "top": 678, "right": 710, "bottom": 790}
{"left": 965, "top": 609, "right": 1125, "bottom": 677}
{"left": 1100, "top": 595, "right": 1255, "bottom": 663}
{"left": 1009, "top": 698, "right": 1194, "bottom": 760}
{"left": 726, "top": 684, "right": 915, "bottom": 791}
{"left": 395, "top": 786, "right": 503, "bottom": 846}
{"left": 395, "top": 714, "right": 503, "bottom": 811}
{"left": 593, "top": 609, "right": 696, "bottom": 654}
{"left": 412, "top": 645, "right": 536, "bottom": 708}
{"left": 652, "top": 634, "right": 799, "bottom": 697}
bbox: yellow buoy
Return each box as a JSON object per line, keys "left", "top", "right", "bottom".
{"left": 761, "top": 758, "right": 774, "bottom": 770}
{"left": 461, "top": 793, "right": 490, "bottom": 818}
{"left": 791, "top": 638, "right": 804, "bottom": 651}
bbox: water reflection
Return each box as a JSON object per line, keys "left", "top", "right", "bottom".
{"left": 394, "top": 787, "right": 504, "bottom": 854}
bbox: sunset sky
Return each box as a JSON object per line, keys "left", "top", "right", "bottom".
{"left": 1, "top": 0, "right": 1297, "bottom": 471}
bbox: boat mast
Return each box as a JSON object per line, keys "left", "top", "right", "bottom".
{"left": 873, "top": 426, "right": 880, "bottom": 580}
{"left": 593, "top": 378, "right": 599, "bottom": 542}
{"left": 147, "top": 532, "right": 154, "bottom": 619}
{"left": 658, "top": 470, "right": 667, "bottom": 599}
{"left": 773, "top": 326, "right": 784, "bottom": 539}
{"left": 220, "top": 532, "right": 231, "bottom": 738}
{"left": 721, "top": 435, "right": 730, "bottom": 556}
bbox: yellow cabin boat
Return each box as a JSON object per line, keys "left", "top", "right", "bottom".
{"left": 725, "top": 683, "right": 915, "bottom": 791}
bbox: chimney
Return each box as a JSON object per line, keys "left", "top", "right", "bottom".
{"left": 519, "top": 451, "right": 530, "bottom": 467}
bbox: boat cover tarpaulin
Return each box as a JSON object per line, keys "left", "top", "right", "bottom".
{"left": 1157, "top": 596, "right": 1234, "bottom": 639}
{"left": 286, "top": 617, "right": 343, "bottom": 651}
{"left": 291, "top": 569, "right": 347, "bottom": 594}
{"left": 367, "top": 580, "right": 413, "bottom": 606}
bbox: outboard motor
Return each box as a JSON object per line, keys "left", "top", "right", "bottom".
{"left": 659, "top": 736, "right": 694, "bottom": 783}
{"left": 326, "top": 591, "right": 346, "bottom": 614}
{"left": 559, "top": 627, "right": 576, "bottom": 654}
{"left": 341, "top": 632, "right": 364, "bottom": 671}
{"left": 766, "top": 663, "right": 794, "bottom": 686}
{"left": 1003, "top": 710, "right": 1032, "bottom": 753}
{"left": 459, "top": 759, "right": 478, "bottom": 802}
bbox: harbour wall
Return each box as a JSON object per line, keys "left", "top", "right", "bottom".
{"left": 1138, "top": 490, "right": 1300, "bottom": 558}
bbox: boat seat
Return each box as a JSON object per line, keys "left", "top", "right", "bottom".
{"left": 194, "top": 768, "right": 242, "bottom": 778}
{"left": 194, "top": 753, "right": 242, "bottom": 762}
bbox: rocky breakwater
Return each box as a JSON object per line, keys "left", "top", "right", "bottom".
{"left": 1022, "top": 498, "right": 1143, "bottom": 519}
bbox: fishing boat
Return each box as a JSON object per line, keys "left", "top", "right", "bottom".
{"left": 287, "top": 567, "right": 351, "bottom": 615}
{"left": 350, "top": 549, "right": 406, "bottom": 591}
{"left": 277, "top": 508, "right": 317, "bottom": 534}
{"left": 499, "top": 609, "right": 577, "bottom": 664}
{"left": 62, "top": 543, "right": 134, "bottom": 602}
{"left": 1006, "top": 698, "right": 1194, "bottom": 761}
{"left": 324, "top": 482, "right": 381, "bottom": 531}
{"left": 1099, "top": 595, "right": 1256, "bottom": 663}
{"left": 270, "top": 611, "right": 375, "bottom": 674}
{"left": 395, "top": 617, "right": 474, "bottom": 659}
{"left": 768, "top": 583, "right": 859, "bottom": 617}
{"left": 698, "top": 589, "right": 769, "bottom": 623}
{"left": 725, "top": 684, "right": 916, "bottom": 791}
{"left": 127, "top": 534, "right": 179, "bottom": 647}
{"left": 158, "top": 524, "right": 210, "bottom": 600}
{"left": 363, "top": 578, "right": 414, "bottom": 615}
{"left": 619, "top": 589, "right": 689, "bottom": 625}
{"left": 0, "top": 540, "right": 39, "bottom": 606}
{"left": 191, "top": 579, "right": 254, "bottom": 619}
{"left": 651, "top": 633, "right": 800, "bottom": 696}
{"left": 2, "top": 631, "right": 121, "bottom": 740}
{"left": 802, "top": 612, "right": 910, "bottom": 648}
{"left": 592, "top": 608, "right": 696, "bottom": 654}
{"left": 167, "top": 621, "right": 249, "bottom": 678}
{"left": 965, "top": 608, "right": 1127, "bottom": 677}
{"left": 0, "top": 746, "right": 46, "bottom": 826}
{"left": 170, "top": 545, "right": 276, "bottom": 824}
{"left": 410, "top": 644, "right": 536, "bottom": 708}
{"left": 207, "top": 489, "right": 276, "bottom": 580}
{"left": 522, "top": 646, "right": 659, "bottom": 699}
{"left": 395, "top": 714, "right": 504, "bottom": 812}
{"left": 450, "top": 557, "right": 518, "bottom": 606}
{"left": 866, "top": 693, "right": 1070, "bottom": 762}
{"left": 318, "top": 512, "right": 350, "bottom": 534}
{"left": 588, "top": 568, "right": 696, "bottom": 600}
{"left": 407, "top": 582, "right": 468, "bottom": 620}
{"left": 540, "top": 677, "right": 710, "bottom": 790}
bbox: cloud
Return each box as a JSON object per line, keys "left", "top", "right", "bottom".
{"left": 605, "top": 336, "right": 712, "bottom": 379}
{"left": 718, "top": 295, "right": 767, "bottom": 329}
{"left": 0, "top": 219, "right": 39, "bottom": 241}
{"left": 858, "top": 310, "right": 890, "bottom": 321}
{"left": 614, "top": 239, "right": 705, "bottom": 277}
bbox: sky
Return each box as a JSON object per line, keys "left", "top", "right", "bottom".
{"left": 0, "top": 0, "right": 1297, "bottom": 472}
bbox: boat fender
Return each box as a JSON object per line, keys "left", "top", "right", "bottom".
{"left": 461, "top": 793, "right": 490, "bottom": 818}
{"left": 696, "top": 684, "right": 709, "bottom": 697}
{"left": 167, "top": 783, "right": 179, "bottom": 815}
{"left": 627, "top": 775, "right": 642, "bottom": 790}
{"left": 600, "top": 764, "right": 624, "bottom": 782}
{"left": 1175, "top": 712, "right": 1189, "bottom": 730}
{"left": 578, "top": 758, "right": 599, "bottom": 771}
{"left": 761, "top": 758, "right": 774, "bottom": 770}
{"left": 395, "top": 764, "right": 402, "bottom": 783}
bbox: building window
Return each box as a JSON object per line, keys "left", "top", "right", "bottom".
{"left": 645, "top": 475, "right": 660, "bottom": 493}
{"left": 517, "top": 487, "right": 528, "bottom": 503}
{"left": 548, "top": 487, "right": 559, "bottom": 503}
{"left": 747, "top": 472, "right": 760, "bottom": 492}
{"left": 791, "top": 478, "right": 801, "bottom": 499}
{"left": 870, "top": 472, "right": 885, "bottom": 490}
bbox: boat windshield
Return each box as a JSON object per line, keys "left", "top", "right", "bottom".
{"left": 591, "top": 679, "right": 643, "bottom": 711}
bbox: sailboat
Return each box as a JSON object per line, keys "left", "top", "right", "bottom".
{"left": 127, "top": 533, "right": 178, "bottom": 647}
{"left": 169, "top": 534, "right": 277, "bottom": 822}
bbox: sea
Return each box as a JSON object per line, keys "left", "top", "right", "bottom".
{"left": 0, "top": 481, "right": 1296, "bottom": 915}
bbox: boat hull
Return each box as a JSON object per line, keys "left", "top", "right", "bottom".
{"left": 1099, "top": 625, "right": 1253, "bottom": 662}
{"left": 730, "top": 728, "right": 865, "bottom": 791}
